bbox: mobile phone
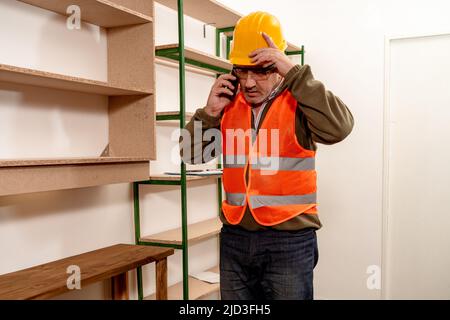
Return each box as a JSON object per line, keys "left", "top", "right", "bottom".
{"left": 229, "top": 70, "right": 239, "bottom": 99}
{"left": 220, "top": 70, "right": 239, "bottom": 100}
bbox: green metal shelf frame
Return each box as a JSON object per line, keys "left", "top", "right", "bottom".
{"left": 156, "top": 47, "right": 231, "bottom": 75}
{"left": 134, "top": 0, "right": 305, "bottom": 301}
{"left": 133, "top": 0, "right": 224, "bottom": 301}
{"left": 156, "top": 113, "right": 182, "bottom": 121}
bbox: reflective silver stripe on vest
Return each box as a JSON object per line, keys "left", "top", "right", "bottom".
{"left": 223, "top": 155, "right": 248, "bottom": 168}
{"left": 252, "top": 157, "right": 315, "bottom": 171}
{"left": 224, "top": 155, "right": 314, "bottom": 171}
{"left": 249, "top": 193, "right": 317, "bottom": 209}
{"left": 225, "top": 192, "right": 246, "bottom": 206}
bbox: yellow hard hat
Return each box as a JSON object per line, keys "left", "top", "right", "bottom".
{"left": 229, "top": 11, "right": 287, "bottom": 66}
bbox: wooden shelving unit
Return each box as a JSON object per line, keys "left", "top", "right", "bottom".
{"left": 1, "top": 0, "right": 156, "bottom": 196}
{"left": 18, "top": 0, "right": 153, "bottom": 28}
{"left": 145, "top": 265, "right": 219, "bottom": 300}
{"left": 141, "top": 217, "right": 222, "bottom": 246}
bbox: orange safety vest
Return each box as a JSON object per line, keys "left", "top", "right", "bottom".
{"left": 221, "top": 90, "right": 318, "bottom": 226}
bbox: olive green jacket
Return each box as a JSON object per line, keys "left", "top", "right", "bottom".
{"left": 181, "top": 64, "right": 354, "bottom": 231}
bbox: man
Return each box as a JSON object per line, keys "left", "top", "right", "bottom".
{"left": 181, "top": 12, "right": 354, "bottom": 300}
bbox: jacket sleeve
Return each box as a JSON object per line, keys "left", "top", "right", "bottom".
{"left": 179, "top": 107, "right": 222, "bottom": 164}
{"left": 283, "top": 64, "right": 354, "bottom": 144}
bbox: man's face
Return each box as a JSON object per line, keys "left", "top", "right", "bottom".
{"left": 233, "top": 64, "right": 281, "bottom": 105}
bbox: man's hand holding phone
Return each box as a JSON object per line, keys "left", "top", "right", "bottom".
{"left": 204, "top": 72, "right": 238, "bottom": 118}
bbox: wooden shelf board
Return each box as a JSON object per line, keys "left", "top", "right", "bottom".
{"left": 145, "top": 265, "right": 220, "bottom": 300}
{"left": 140, "top": 217, "right": 222, "bottom": 246}
{"left": 0, "top": 64, "right": 152, "bottom": 96}
{"left": 149, "top": 173, "right": 221, "bottom": 182}
{"left": 0, "top": 157, "right": 150, "bottom": 168}
{"left": 0, "top": 160, "right": 150, "bottom": 197}
{"left": 286, "top": 42, "right": 303, "bottom": 52}
{"left": 156, "top": 0, "right": 241, "bottom": 29}
{"left": 18, "top": 0, "right": 153, "bottom": 28}
{"left": 156, "top": 44, "right": 232, "bottom": 72}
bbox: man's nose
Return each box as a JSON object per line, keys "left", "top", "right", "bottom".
{"left": 244, "top": 73, "right": 257, "bottom": 88}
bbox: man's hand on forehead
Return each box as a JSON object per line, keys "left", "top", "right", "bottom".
{"left": 248, "top": 32, "right": 296, "bottom": 77}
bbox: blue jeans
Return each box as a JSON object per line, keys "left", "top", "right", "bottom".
{"left": 219, "top": 224, "right": 319, "bottom": 300}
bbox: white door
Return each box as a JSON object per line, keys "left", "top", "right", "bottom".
{"left": 384, "top": 33, "right": 450, "bottom": 299}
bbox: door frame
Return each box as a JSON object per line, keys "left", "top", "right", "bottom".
{"left": 381, "top": 31, "right": 450, "bottom": 299}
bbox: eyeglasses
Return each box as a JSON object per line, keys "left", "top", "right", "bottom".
{"left": 232, "top": 64, "right": 277, "bottom": 80}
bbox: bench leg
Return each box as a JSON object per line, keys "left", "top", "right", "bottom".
{"left": 156, "top": 258, "right": 168, "bottom": 300}
{"left": 111, "top": 272, "right": 129, "bottom": 300}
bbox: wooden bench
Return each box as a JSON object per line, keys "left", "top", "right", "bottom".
{"left": 0, "top": 244, "right": 173, "bottom": 300}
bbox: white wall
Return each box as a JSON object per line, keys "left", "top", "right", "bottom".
{"left": 219, "top": 0, "right": 450, "bottom": 299}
